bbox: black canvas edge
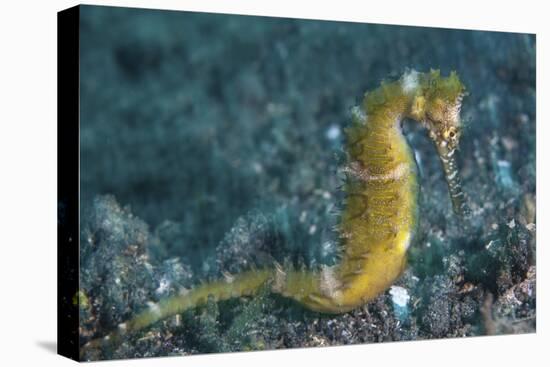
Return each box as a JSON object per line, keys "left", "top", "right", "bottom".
{"left": 57, "top": 5, "right": 81, "bottom": 362}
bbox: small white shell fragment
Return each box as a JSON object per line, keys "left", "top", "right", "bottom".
{"left": 389, "top": 286, "right": 410, "bottom": 307}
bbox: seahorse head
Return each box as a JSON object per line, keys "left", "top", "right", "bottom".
{"left": 408, "top": 70, "right": 469, "bottom": 216}
{"left": 425, "top": 71, "right": 464, "bottom": 150}
{"left": 408, "top": 70, "right": 465, "bottom": 150}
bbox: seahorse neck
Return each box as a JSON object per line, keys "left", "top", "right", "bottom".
{"left": 359, "top": 78, "right": 423, "bottom": 135}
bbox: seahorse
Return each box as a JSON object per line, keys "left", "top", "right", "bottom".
{"left": 81, "top": 69, "right": 469, "bottom": 357}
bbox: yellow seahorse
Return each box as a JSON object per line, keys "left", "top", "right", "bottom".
{"left": 82, "top": 69, "right": 468, "bottom": 356}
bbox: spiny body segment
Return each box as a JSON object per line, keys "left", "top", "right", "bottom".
{"left": 82, "top": 70, "right": 468, "bottom": 356}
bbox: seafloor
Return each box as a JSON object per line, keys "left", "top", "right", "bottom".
{"left": 77, "top": 5, "right": 536, "bottom": 361}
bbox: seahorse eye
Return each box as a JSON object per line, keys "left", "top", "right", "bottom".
{"left": 443, "top": 126, "right": 458, "bottom": 143}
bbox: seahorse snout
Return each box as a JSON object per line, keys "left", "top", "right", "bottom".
{"left": 435, "top": 141, "right": 470, "bottom": 216}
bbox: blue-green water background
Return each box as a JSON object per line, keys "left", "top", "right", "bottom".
{"left": 78, "top": 5, "right": 535, "bottom": 360}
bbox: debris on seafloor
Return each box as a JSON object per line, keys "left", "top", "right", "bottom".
{"left": 389, "top": 286, "right": 411, "bottom": 321}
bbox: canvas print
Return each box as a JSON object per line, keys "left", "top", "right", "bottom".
{"left": 57, "top": 4, "right": 536, "bottom": 361}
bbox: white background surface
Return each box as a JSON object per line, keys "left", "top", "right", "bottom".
{"left": 0, "top": 0, "right": 546, "bottom": 366}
